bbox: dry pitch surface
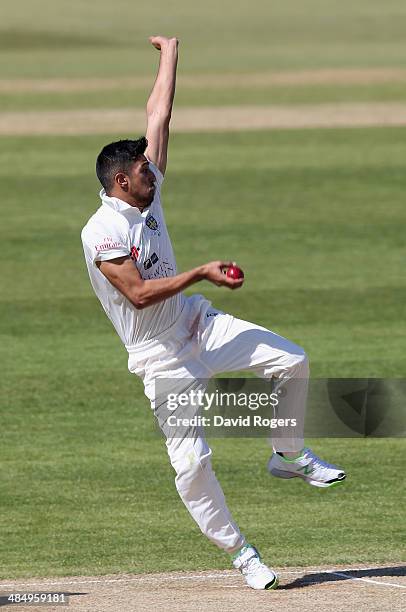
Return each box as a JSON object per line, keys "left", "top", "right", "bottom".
{"left": 0, "top": 564, "right": 404, "bottom": 611}
{"left": 3, "top": 103, "right": 406, "bottom": 135}
{"left": 2, "top": 68, "right": 406, "bottom": 92}
{"left": 3, "top": 68, "right": 406, "bottom": 135}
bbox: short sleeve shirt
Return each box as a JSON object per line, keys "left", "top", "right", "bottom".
{"left": 81, "top": 162, "right": 185, "bottom": 348}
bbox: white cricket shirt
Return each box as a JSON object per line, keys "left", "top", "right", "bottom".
{"left": 81, "top": 162, "right": 185, "bottom": 349}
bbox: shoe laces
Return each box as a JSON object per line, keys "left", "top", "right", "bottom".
{"left": 240, "top": 553, "right": 266, "bottom": 576}
{"left": 302, "top": 448, "right": 336, "bottom": 470}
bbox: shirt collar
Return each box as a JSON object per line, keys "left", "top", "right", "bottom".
{"left": 100, "top": 189, "right": 144, "bottom": 217}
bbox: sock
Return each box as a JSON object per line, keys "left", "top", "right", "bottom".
{"left": 276, "top": 449, "right": 305, "bottom": 461}
{"left": 231, "top": 543, "right": 251, "bottom": 560}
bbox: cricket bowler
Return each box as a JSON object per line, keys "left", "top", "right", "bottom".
{"left": 81, "top": 36, "right": 346, "bottom": 590}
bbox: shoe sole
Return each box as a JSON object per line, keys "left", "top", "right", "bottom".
{"left": 309, "top": 478, "right": 346, "bottom": 489}
{"left": 265, "top": 576, "right": 279, "bottom": 590}
{"left": 270, "top": 467, "right": 346, "bottom": 488}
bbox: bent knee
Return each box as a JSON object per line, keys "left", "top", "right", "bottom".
{"left": 277, "top": 344, "right": 309, "bottom": 374}
{"left": 290, "top": 348, "right": 309, "bottom": 375}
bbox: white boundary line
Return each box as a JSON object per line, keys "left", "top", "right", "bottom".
{"left": 329, "top": 570, "right": 405, "bottom": 590}
{"left": 0, "top": 566, "right": 404, "bottom": 591}
{"left": 0, "top": 573, "right": 235, "bottom": 589}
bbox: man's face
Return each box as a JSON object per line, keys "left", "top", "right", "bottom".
{"left": 125, "top": 156, "right": 156, "bottom": 208}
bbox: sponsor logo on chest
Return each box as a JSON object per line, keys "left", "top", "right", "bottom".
{"left": 129, "top": 210, "right": 173, "bottom": 278}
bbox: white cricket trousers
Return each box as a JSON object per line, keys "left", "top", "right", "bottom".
{"left": 128, "top": 295, "right": 309, "bottom": 554}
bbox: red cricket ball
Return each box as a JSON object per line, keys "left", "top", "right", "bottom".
{"left": 226, "top": 265, "right": 244, "bottom": 280}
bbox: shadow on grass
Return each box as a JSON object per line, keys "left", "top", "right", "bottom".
{"left": 280, "top": 566, "right": 406, "bottom": 590}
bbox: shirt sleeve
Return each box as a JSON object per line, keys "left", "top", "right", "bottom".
{"left": 147, "top": 160, "right": 164, "bottom": 189}
{"left": 81, "top": 223, "right": 129, "bottom": 264}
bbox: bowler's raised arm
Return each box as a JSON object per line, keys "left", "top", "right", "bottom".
{"left": 145, "top": 36, "right": 179, "bottom": 176}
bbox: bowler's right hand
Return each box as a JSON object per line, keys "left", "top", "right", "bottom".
{"left": 201, "top": 261, "right": 244, "bottom": 289}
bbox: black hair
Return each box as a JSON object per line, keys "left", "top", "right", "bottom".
{"left": 96, "top": 137, "right": 148, "bottom": 192}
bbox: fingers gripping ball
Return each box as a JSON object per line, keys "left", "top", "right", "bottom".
{"left": 226, "top": 264, "right": 245, "bottom": 280}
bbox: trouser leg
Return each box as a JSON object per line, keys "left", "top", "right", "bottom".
{"left": 199, "top": 313, "right": 309, "bottom": 453}
{"left": 166, "top": 432, "right": 245, "bottom": 553}
{"left": 152, "top": 375, "right": 245, "bottom": 554}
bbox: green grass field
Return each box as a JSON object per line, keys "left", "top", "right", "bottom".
{"left": 2, "top": 0, "right": 406, "bottom": 78}
{"left": 1, "top": 0, "right": 405, "bottom": 580}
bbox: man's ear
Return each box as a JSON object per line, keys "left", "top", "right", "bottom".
{"left": 114, "top": 172, "right": 128, "bottom": 191}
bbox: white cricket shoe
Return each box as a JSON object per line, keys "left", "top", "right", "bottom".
{"left": 268, "top": 448, "right": 346, "bottom": 488}
{"left": 232, "top": 545, "right": 278, "bottom": 590}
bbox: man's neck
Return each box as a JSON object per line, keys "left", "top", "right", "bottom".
{"left": 108, "top": 191, "right": 145, "bottom": 212}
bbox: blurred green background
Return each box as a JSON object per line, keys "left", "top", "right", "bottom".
{"left": 0, "top": 0, "right": 405, "bottom": 579}
{"left": 2, "top": 0, "right": 406, "bottom": 77}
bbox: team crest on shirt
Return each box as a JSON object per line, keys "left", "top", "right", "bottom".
{"left": 145, "top": 214, "right": 160, "bottom": 234}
